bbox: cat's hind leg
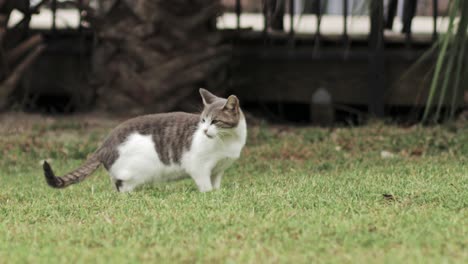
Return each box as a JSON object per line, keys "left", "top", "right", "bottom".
{"left": 110, "top": 170, "right": 141, "bottom": 193}
{"left": 114, "top": 179, "right": 123, "bottom": 191}
{"left": 117, "top": 180, "right": 139, "bottom": 192}
{"left": 112, "top": 178, "right": 139, "bottom": 192}
{"left": 211, "top": 172, "right": 223, "bottom": 190}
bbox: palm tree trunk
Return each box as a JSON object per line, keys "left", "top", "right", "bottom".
{"left": 92, "top": 0, "right": 229, "bottom": 114}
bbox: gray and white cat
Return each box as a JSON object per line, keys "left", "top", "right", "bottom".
{"left": 43, "top": 89, "right": 247, "bottom": 192}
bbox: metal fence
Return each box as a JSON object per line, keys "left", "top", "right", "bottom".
{"left": 232, "top": 0, "right": 442, "bottom": 116}
{"left": 233, "top": 0, "right": 440, "bottom": 42}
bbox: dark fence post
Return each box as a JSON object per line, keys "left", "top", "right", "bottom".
{"left": 266, "top": 0, "right": 285, "bottom": 31}
{"left": 402, "top": 0, "right": 417, "bottom": 34}
{"left": 368, "top": 0, "right": 385, "bottom": 116}
{"left": 385, "top": 0, "right": 398, "bottom": 29}
{"left": 402, "top": 0, "right": 417, "bottom": 49}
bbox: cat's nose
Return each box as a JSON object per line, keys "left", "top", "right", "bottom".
{"left": 203, "top": 129, "right": 208, "bottom": 134}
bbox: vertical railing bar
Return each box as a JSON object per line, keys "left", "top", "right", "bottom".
{"left": 385, "top": 0, "right": 398, "bottom": 29}
{"left": 316, "top": 0, "right": 321, "bottom": 38}
{"left": 314, "top": 0, "right": 322, "bottom": 55}
{"left": 405, "top": 29, "right": 412, "bottom": 50}
{"left": 235, "top": 0, "right": 241, "bottom": 30}
{"left": 343, "top": 0, "right": 349, "bottom": 58}
{"left": 263, "top": 0, "right": 268, "bottom": 36}
{"left": 403, "top": 0, "right": 416, "bottom": 48}
{"left": 289, "top": 0, "right": 295, "bottom": 40}
{"left": 52, "top": 0, "right": 57, "bottom": 32}
{"left": 78, "top": 0, "right": 83, "bottom": 31}
{"left": 343, "top": 0, "right": 348, "bottom": 42}
{"left": 433, "top": 0, "right": 438, "bottom": 41}
{"left": 402, "top": 0, "right": 414, "bottom": 49}
{"left": 368, "top": 0, "right": 385, "bottom": 116}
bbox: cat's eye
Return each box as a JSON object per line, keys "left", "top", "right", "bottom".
{"left": 212, "top": 120, "right": 222, "bottom": 125}
{"left": 202, "top": 118, "right": 206, "bottom": 123}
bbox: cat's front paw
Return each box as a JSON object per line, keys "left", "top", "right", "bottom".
{"left": 198, "top": 185, "right": 213, "bottom": 193}
{"left": 193, "top": 178, "right": 213, "bottom": 192}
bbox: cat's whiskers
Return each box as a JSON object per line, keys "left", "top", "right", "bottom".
{"left": 218, "top": 129, "right": 235, "bottom": 137}
{"left": 215, "top": 130, "right": 236, "bottom": 146}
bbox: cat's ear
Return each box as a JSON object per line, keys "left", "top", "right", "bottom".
{"left": 199, "top": 88, "right": 218, "bottom": 105}
{"left": 223, "top": 95, "right": 239, "bottom": 112}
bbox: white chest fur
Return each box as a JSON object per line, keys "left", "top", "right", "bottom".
{"left": 108, "top": 118, "right": 247, "bottom": 192}
{"left": 183, "top": 118, "right": 246, "bottom": 175}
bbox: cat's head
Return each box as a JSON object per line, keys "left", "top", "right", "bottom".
{"left": 199, "top": 88, "right": 241, "bottom": 139}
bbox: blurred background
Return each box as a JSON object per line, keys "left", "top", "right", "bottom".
{"left": 0, "top": 0, "right": 466, "bottom": 124}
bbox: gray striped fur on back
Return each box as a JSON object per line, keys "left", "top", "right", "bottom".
{"left": 96, "top": 112, "right": 200, "bottom": 169}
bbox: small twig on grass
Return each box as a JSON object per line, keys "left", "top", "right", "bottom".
{"left": 382, "top": 193, "right": 397, "bottom": 202}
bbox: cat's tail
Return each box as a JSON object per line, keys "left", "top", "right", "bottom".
{"left": 43, "top": 154, "right": 101, "bottom": 188}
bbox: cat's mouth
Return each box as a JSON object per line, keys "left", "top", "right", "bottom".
{"left": 205, "top": 134, "right": 214, "bottom": 139}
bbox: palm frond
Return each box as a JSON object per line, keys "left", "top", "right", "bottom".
{"left": 423, "top": 0, "right": 468, "bottom": 122}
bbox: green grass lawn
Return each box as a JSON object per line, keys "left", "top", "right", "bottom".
{"left": 1, "top": 114, "right": 467, "bottom": 263}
